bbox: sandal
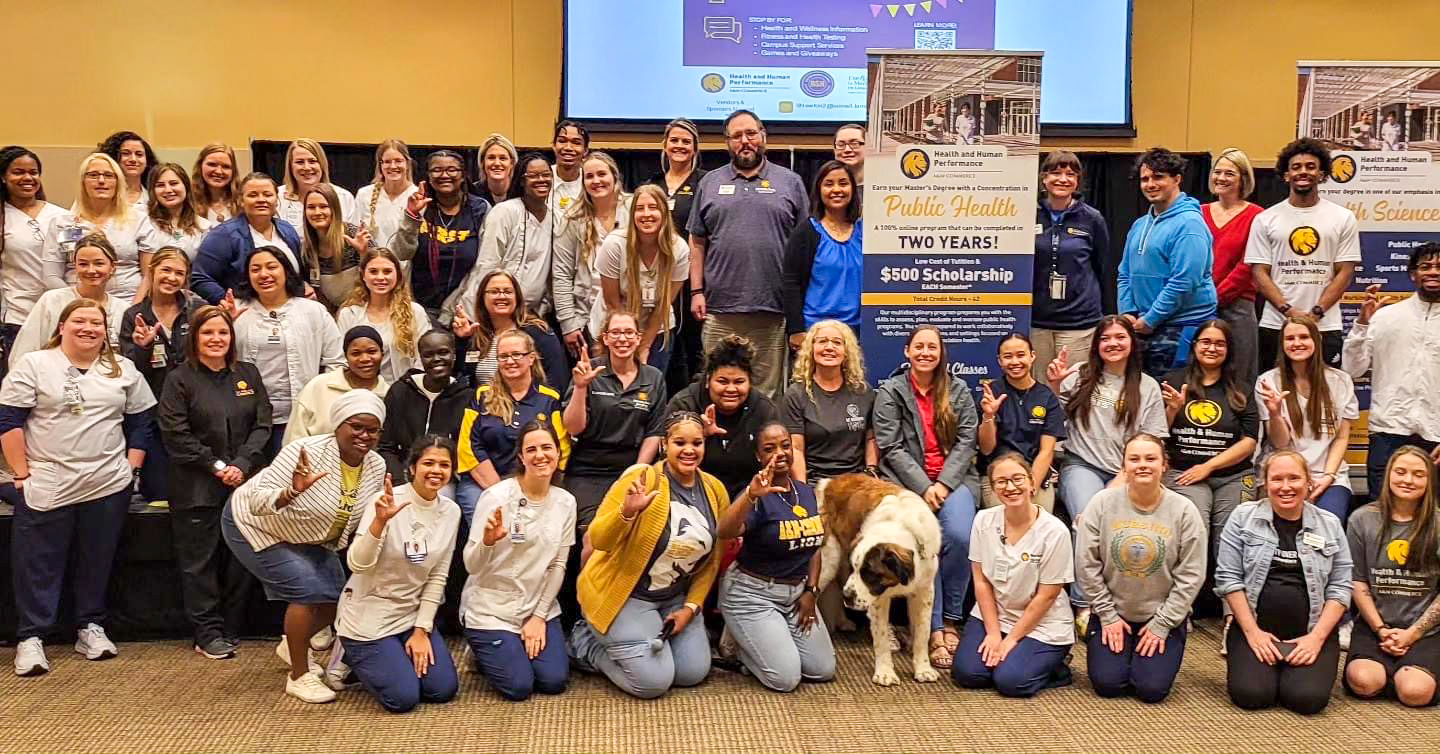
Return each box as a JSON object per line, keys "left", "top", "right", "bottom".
{"left": 928, "top": 632, "right": 955, "bottom": 670}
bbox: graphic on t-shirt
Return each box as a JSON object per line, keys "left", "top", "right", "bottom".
{"left": 778, "top": 509, "right": 824, "bottom": 551}
{"left": 844, "top": 402, "right": 865, "bottom": 431}
{"left": 1110, "top": 520, "right": 1169, "bottom": 577}
{"left": 1288, "top": 226, "right": 1320, "bottom": 256}
{"left": 1183, "top": 399, "right": 1222, "bottom": 427}
{"left": 1388, "top": 538, "right": 1410, "bottom": 565}
{"left": 650, "top": 502, "right": 714, "bottom": 590}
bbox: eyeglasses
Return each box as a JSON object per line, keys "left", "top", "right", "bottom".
{"left": 834, "top": 140, "right": 864, "bottom": 150}
{"left": 607, "top": 328, "right": 639, "bottom": 339}
{"left": 1194, "top": 338, "right": 1228, "bottom": 350}
{"left": 26, "top": 219, "right": 43, "bottom": 243}
{"left": 428, "top": 167, "right": 463, "bottom": 176}
{"left": 380, "top": 158, "right": 408, "bottom": 167}
{"left": 524, "top": 171, "right": 551, "bottom": 180}
{"left": 1417, "top": 261, "right": 1440, "bottom": 273}
{"left": 497, "top": 351, "right": 533, "bottom": 362}
{"left": 84, "top": 171, "right": 117, "bottom": 181}
{"left": 813, "top": 336, "right": 845, "bottom": 347}
{"left": 992, "top": 476, "right": 1030, "bottom": 490}
{"left": 726, "top": 129, "right": 763, "bottom": 143}
{"left": 342, "top": 420, "right": 381, "bottom": 438}
{"left": 483, "top": 288, "right": 515, "bottom": 297}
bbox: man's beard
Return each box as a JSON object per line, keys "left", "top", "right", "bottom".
{"left": 732, "top": 147, "right": 765, "bottom": 170}
{"left": 1418, "top": 284, "right": 1440, "bottom": 303}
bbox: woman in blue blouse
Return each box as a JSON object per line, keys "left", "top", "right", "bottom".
{"left": 781, "top": 160, "right": 862, "bottom": 350}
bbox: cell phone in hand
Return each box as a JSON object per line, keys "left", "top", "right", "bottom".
{"left": 657, "top": 618, "right": 676, "bottom": 641}
{"left": 1274, "top": 640, "right": 1296, "bottom": 660}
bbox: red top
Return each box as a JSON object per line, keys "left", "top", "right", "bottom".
{"left": 1203, "top": 201, "right": 1263, "bottom": 306}
{"left": 910, "top": 372, "right": 945, "bottom": 480}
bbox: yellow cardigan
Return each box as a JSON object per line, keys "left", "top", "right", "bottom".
{"left": 578, "top": 462, "right": 731, "bottom": 633}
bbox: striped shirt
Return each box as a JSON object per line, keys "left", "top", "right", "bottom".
{"left": 228, "top": 435, "right": 387, "bottom": 551}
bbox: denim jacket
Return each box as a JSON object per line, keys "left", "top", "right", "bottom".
{"left": 1214, "top": 501, "right": 1352, "bottom": 632}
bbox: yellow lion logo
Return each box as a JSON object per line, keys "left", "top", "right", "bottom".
{"left": 901, "top": 149, "right": 930, "bottom": 179}
{"left": 1031, "top": 405, "right": 1046, "bottom": 419}
{"left": 1184, "top": 399, "right": 1222, "bottom": 427}
{"left": 1331, "top": 155, "right": 1356, "bottom": 183}
{"left": 1388, "top": 538, "right": 1410, "bottom": 566}
{"left": 700, "top": 73, "right": 725, "bottom": 93}
{"left": 1288, "top": 226, "right": 1321, "bottom": 256}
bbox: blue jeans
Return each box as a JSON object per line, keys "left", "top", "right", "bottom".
{"left": 1312, "top": 484, "right": 1352, "bottom": 523}
{"left": 646, "top": 331, "right": 674, "bottom": 376}
{"left": 952, "top": 617, "right": 1071, "bottom": 697}
{"left": 339, "top": 629, "right": 459, "bottom": 713}
{"left": 1367, "top": 432, "right": 1438, "bottom": 504}
{"left": 718, "top": 568, "right": 836, "bottom": 692}
{"left": 465, "top": 618, "right": 569, "bottom": 701}
{"left": 933, "top": 484, "right": 976, "bottom": 631}
{"left": 1060, "top": 456, "right": 1114, "bottom": 608}
{"left": 1086, "top": 618, "right": 1187, "bottom": 703}
{"left": 568, "top": 595, "right": 711, "bottom": 699}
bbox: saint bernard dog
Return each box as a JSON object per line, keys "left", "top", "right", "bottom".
{"left": 815, "top": 473, "right": 941, "bottom": 686}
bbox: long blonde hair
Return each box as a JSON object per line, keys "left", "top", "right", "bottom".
{"left": 300, "top": 184, "right": 347, "bottom": 276}
{"left": 366, "top": 139, "right": 413, "bottom": 233}
{"left": 283, "top": 138, "right": 332, "bottom": 196}
{"left": 792, "top": 320, "right": 868, "bottom": 400}
{"left": 342, "top": 247, "right": 420, "bottom": 357}
{"left": 482, "top": 328, "right": 546, "bottom": 425}
{"left": 1276, "top": 314, "right": 1338, "bottom": 439}
{"left": 74, "top": 153, "right": 132, "bottom": 229}
{"left": 566, "top": 151, "right": 628, "bottom": 265}
{"left": 621, "top": 184, "right": 679, "bottom": 338}
{"left": 44, "top": 298, "right": 122, "bottom": 377}
{"left": 191, "top": 143, "right": 240, "bottom": 217}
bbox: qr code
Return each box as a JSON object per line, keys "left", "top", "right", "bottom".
{"left": 914, "top": 29, "right": 956, "bottom": 50}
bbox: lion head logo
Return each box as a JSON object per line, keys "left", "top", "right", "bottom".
{"left": 1288, "top": 226, "right": 1321, "bottom": 256}
{"left": 1330, "top": 155, "right": 1356, "bottom": 183}
{"left": 1388, "top": 538, "right": 1410, "bottom": 566}
{"left": 1184, "top": 399, "right": 1222, "bottom": 427}
{"left": 901, "top": 149, "right": 930, "bottom": 179}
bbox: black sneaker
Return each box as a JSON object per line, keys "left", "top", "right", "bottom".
{"left": 195, "top": 637, "right": 238, "bottom": 660}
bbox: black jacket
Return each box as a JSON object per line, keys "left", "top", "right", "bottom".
{"left": 120, "top": 291, "right": 206, "bottom": 399}
{"left": 379, "top": 371, "right": 473, "bottom": 479}
{"left": 158, "top": 360, "right": 273, "bottom": 510}
{"left": 666, "top": 380, "right": 778, "bottom": 498}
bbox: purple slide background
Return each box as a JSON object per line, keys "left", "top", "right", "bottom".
{"left": 684, "top": 0, "right": 996, "bottom": 69}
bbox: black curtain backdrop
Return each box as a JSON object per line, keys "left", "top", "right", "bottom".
{"left": 254, "top": 140, "right": 1292, "bottom": 320}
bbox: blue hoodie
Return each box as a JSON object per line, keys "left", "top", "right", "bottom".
{"left": 1118, "top": 192, "right": 1216, "bottom": 328}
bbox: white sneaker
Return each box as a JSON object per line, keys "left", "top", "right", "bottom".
{"left": 1339, "top": 622, "right": 1352, "bottom": 651}
{"left": 322, "top": 643, "right": 354, "bottom": 691}
{"left": 275, "top": 636, "right": 323, "bottom": 676}
{"left": 74, "top": 623, "right": 118, "bottom": 660}
{"left": 309, "top": 626, "right": 335, "bottom": 652}
{"left": 14, "top": 637, "right": 49, "bottom": 676}
{"left": 284, "top": 671, "right": 337, "bottom": 704}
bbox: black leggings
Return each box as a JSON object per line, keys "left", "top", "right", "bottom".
{"left": 1225, "top": 626, "right": 1340, "bottom": 714}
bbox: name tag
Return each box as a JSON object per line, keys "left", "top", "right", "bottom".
{"left": 992, "top": 557, "right": 1011, "bottom": 583}
{"left": 667, "top": 198, "right": 676, "bottom": 210}
{"left": 150, "top": 342, "right": 167, "bottom": 368}
{"left": 1302, "top": 532, "right": 1326, "bottom": 550}
{"left": 718, "top": 185, "right": 735, "bottom": 196}
{"left": 465, "top": 351, "right": 480, "bottom": 363}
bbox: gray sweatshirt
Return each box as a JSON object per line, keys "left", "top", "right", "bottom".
{"left": 1076, "top": 486, "right": 1206, "bottom": 638}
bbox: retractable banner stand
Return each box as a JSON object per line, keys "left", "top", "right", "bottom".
{"left": 1296, "top": 61, "right": 1440, "bottom": 467}
{"left": 861, "top": 49, "right": 1040, "bottom": 385}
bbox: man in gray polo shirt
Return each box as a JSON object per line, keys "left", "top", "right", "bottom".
{"left": 687, "top": 110, "right": 809, "bottom": 401}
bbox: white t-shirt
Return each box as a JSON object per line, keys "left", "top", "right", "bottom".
{"left": 550, "top": 166, "right": 583, "bottom": 214}
{"left": 2, "top": 201, "right": 67, "bottom": 324}
{"left": 1244, "top": 198, "right": 1361, "bottom": 331}
{"left": 276, "top": 183, "right": 359, "bottom": 232}
{"left": 1256, "top": 366, "right": 1359, "bottom": 490}
{"left": 0, "top": 348, "right": 156, "bottom": 510}
{"left": 461, "top": 478, "right": 577, "bottom": 633}
{"left": 8, "top": 288, "right": 129, "bottom": 368}
{"left": 335, "top": 301, "right": 430, "bottom": 384}
{"left": 42, "top": 209, "right": 151, "bottom": 303}
{"left": 336, "top": 484, "right": 462, "bottom": 640}
{"left": 968, "top": 506, "right": 1075, "bottom": 646}
{"left": 248, "top": 223, "right": 299, "bottom": 272}
{"left": 355, "top": 183, "right": 419, "bottom": 251}
{"left": 138, "top": 215, "right": 214, "bottom": 261}
{"left": 589, "top": 229, "right": 690, "bottom": 338}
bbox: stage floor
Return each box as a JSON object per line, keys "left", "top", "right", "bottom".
{"left": 1, "top": 620, "right": 1428, "bottom": 754}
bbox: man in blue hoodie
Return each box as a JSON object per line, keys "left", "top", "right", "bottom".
{"left": 1118, "top": 148, "right": 1217, "bottom": 378}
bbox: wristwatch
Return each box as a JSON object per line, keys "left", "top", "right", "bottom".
{"left": 1278, "top": 303, "right": 1292, "bottom": 314}
{"left": 1310, "top": 305, "right": 1326, "bottom": 317}
{"left": 212, "top": 459, "right": 227, "bottom": 473}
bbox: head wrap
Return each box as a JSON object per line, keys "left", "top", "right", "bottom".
{"left": 343, "top": 325, "right": 383, "bottom": 352}
{"left": 329, "top": 389, "right": 386, "bottom": 429}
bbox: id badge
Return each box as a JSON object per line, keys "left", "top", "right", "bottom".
{"left": 1302, "top": 532, "right": 1325, "bottom": 550}
{"left": 465, "top": 351, "right": 480, "bottom": 364}
{"left": 1048, "top": 272, "right": 1068, "bottom": 300}
{"left": 509, "top": 499, "right": 527, "bottom": 543}
{"left": 404, "top": 536, "right": 429, "bottom": 564}
{"left": 150, "top": 341, "right": 167, "bottom": 367}
{"left": 992, "top": 557, "right": 1011, "bottom": 583}
{"left": 267, "top": 326, "right": 282, "bottom": 344}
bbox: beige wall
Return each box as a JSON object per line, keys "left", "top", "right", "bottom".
{"left": 12, "top": 0, "right": 1440, "bottom": 204}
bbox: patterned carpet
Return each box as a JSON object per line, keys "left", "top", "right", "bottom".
{"left": 1, "top": 619, "right": 1432, "bottom": 754}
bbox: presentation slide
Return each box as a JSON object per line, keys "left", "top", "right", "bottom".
{"left": 565, "top": 0, "right": 1129, "bottom": 126}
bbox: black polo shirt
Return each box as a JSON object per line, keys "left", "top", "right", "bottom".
{"left": 1163, "top": 369, "right": 1258, "bottom": 475}
{"left": 982, "top": 379, "right": 1067, "bottom": 470}
{"left": 565, "top": 359, "right": 668, "bottom": 476}
{"left": 648, "top": 168, "right": 707, "bottom": 241}
{"left": 667, "top": 380, "right": 779, "bottom": 498}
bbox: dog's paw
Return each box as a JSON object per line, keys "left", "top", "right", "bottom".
{"left": 913, "top": 664, "right": 941, "bottom": 683}
{"left": 872, "top": 667, "right": 900, "bottom": 686}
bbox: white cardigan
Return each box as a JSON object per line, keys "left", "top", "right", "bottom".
{"left": 233, "top": 295, "right": 343, "bottom": 417}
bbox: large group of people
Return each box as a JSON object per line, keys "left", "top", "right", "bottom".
{"left": 1, "top": 121, "right": 1438, "bottom": 716}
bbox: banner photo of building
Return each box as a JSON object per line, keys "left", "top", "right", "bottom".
{"left": 862, "top": 50, "right": 1040, "bottom": 383}
{"left": 1297, "top": 61, "right": 1440, "bottom": 468}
